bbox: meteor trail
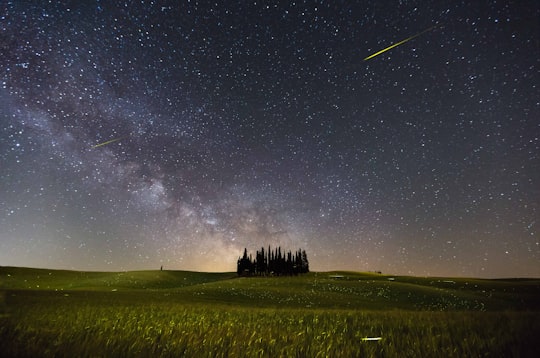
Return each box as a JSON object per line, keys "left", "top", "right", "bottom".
{"left": 90, "top": 136, "right": 128, "bottom": 149}
{"left": 364, "top": 25, "right": 438, "bottom": 61}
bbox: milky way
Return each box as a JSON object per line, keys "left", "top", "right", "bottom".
{"left": 1, "top": 1, "right": 539, "bottom": 277}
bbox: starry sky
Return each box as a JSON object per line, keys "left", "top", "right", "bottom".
{"left": 1, "top": 1, "right": 539, "bottom": 277}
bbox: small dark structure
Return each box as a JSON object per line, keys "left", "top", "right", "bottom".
{"left": 237, "top": 246, "right": 309, "bottom": 276}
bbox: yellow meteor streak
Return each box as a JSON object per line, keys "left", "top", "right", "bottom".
{"left": 364, "top": 25, "right": 437, "bottom": 61}
{"left": 90, "top": 136, "right": 127, "bottom": 149}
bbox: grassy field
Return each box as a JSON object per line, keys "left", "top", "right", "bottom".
{"left": 1, "top": 267, "right": 539, "bottom": 357}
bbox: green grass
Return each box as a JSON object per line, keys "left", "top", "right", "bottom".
{"left": 0, "top": 266, "right": 235, "bottom": 290}
{"left": 1, "top": 267, "right": 539, "bottom": 357}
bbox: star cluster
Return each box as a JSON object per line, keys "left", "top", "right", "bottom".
{"left": 1, "top": 1, "right": 538, "bottom": 276}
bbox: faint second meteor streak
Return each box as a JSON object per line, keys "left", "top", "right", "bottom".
{"left": 363, "top": 25, "right": 438, "bottom": 61}
{"left": 91, "top": 136, "right": 127, "bottom": 149}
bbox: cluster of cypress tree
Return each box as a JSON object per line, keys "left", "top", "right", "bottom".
{"left": 237, "top": 246, "right": 309, "bottom": 276}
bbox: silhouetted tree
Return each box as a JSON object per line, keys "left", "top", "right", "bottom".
{"left": 301, "top": 249, "right": 309, "bottom": 273}
{"left": 255, "top": 247, "right": 267, "bottom": 275}
{"left": 237, "top": 246, "right": 309, "bottom": 276}
{"left": 237, "top": 248, "right": 253, "bottom": 276}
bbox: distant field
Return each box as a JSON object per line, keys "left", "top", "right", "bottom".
{"left": 1, "top": 267, "right": 539, "bottom": 357}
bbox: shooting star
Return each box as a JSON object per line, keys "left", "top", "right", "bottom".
{"left": 364, "top": 25, "right": 438, "bottom": 61}
{"left": 90, "top": 136, "right": 128, "bottom": 149}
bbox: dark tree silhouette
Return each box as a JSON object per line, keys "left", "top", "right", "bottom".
{"left": 301, "top": 249, "right": 309, "bottom": 273}
{"left": 237, "top": 246, "right": 309, "bottom": 276}
{"left": 237, "top": 248, "right": 253, "bottom": 275}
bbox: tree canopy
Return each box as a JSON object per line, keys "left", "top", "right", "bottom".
{"left": 237, "top": 246, "right": 309, "bottom": 276}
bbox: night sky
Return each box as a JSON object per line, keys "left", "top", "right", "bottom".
{"left": 1, "top": 1, "right": 539, "bottom": 277}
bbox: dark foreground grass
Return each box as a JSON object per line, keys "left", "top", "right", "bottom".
{"left": 1, "top": 267, "right": 539, "bottom": 357}
{"left": 1, "top": 293, "right": 538, "bottom": 357}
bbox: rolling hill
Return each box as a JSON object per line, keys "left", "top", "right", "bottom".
{"left": 2, "top": 266, "right": 539, "bottom": 311}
